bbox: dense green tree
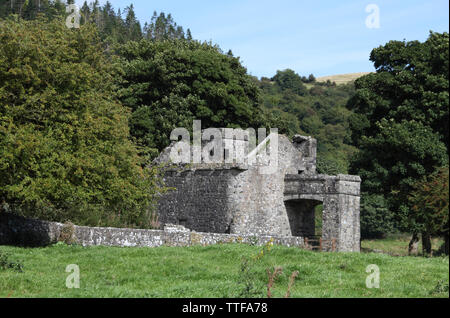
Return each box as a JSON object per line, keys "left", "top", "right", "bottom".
{"left": 0, "top": 1, "right": 193, "bottom": 45}
{"left": 186, "top": 28, "right": 193, "bottom": 41}
{"left": 349, "top": 32, "right": 449, "bottom": 148}
{"left": 79, "top": 1, "right": 90, "bottom": 24}
{"left": 409, "top": 166, "right": 449, "bottom": 255}
{"left": 360, "top": 194, "right": 395, "bottom": 239}
{"left": 117, "top": 39, "right": 265, "bottom": 159}
{"left": 144, "top": 11, "right": 188, "bottom": 41}
{"left": 352, "top": 120, "right": 447, "bottom": 238}
{"left": 271, "top": 69, "right": 308, "bottom": 96}
{"left": 124, "top": 4, "right": 142, "bottom": 42}
{"left": 0, "top": 0, "right": 67, "bottom": 20}
{"left": 22, "top": 0, "right": 39, "bottom": 20}
{"left": 263, "top": 107, "right": 300, "bottom": 137}
{"left": 0, "top": 17, "right": 164, "bottom": 228}
{"left": 348, "top": 32, "right": 449, "bottom": 240}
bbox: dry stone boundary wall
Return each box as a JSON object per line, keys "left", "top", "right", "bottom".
{"left": 0, "top": 213, "right": 306, "bottom": 248}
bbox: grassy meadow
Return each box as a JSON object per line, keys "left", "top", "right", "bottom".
{"left": 0, "top": 239, "right": 448, "bottom": 298}
{"left": 361, "top": 234, "right": 445, "bottom": 257}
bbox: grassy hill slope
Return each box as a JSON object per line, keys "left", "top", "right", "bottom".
{"left": 316, "top": 72, "right": 373, "bottom": 85}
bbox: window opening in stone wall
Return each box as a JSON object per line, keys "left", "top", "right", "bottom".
{"left": 178, "top": 218, "right": 188, "bottom": 227}
{"left": 285, "top": 199, "right": 322, "bottom": 238}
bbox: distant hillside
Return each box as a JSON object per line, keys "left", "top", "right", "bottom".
{"left": 316, "top": 72, "right": 372, "bottom": 85}
{"left": 255, "top": 69, "right": 358, "bottom": 175}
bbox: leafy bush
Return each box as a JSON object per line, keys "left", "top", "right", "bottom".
{"left": 409, "top": 166, "right": 449, "bottom": 255}
{"left": 237, "top": 239, "right": 274, "bottom": 297}
{"left": 360, "top": 193, "right": 396, "bottom": 239}
{"left": 430, "top": 279, "right": 449, "bottom": 295}
{"left": 409, "top": 167, "right": 449, "bottom": 238}
{"left": 0, "top": 250, "right": 23, "bottom": 272}
{"left": 58, "top": 222, "right": 77, "bottom": 245}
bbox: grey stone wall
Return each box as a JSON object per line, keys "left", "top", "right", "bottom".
{"left": 0, "top": 213, "right": 62, "bottom": 247}
{"left": 227, "top": 135, "right": 304, "bottom": 237}
{"left": 157, "top": 168, "right": 242, "bottom": 233}
{"left": 284, "top": 174, "right": 361, "bottom": 252}
{"left": 0, "top": 213, "right": 306, "bottom": 249}
{"left": 157, "top": 135, "right": 310, "bottom": 238}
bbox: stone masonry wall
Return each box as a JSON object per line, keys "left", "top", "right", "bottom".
{"left": 157, "top": 168, "right": 241, "bottom": 233}
{"left": 0, "top": 213, "right": 306, "bottom": 249}
{"left": 156, "top": 134, "right": 307, "bottom": 237}
{"left": 209, "top": 134, "right": 308, "bottom": 237}
{"left": 154, "top": 133, "right": 361, "bottom": 252}
{"left": 283, "top": 174, "right": 361, "bottom": 252}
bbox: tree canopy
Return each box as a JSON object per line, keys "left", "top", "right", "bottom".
{"left": 117, "top": 39, "right": 265, "bottom": 159}
{"left": 348, "top": 32, "right": 449, "bottom": 237}
{"left": 0, "top": 16, "right": 164, "bottom": 228}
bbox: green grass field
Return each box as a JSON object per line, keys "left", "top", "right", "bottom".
{"left": 1, "top": 240, "right": 448, "bottom": 298}
{"left": 361, "top": 234, "right": 445, "bottom": 257}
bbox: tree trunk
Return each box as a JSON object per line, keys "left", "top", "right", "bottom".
{"left": 408, "top": 233, "right": 419, "bottom": 255}
{"left": 422, "top": 232, "right": 432, "bottom": 256}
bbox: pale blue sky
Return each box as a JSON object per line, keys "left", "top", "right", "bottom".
{"left": 75, "top": 0, "right": 449, "bottom": 78}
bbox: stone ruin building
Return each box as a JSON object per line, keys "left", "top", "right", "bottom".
{"left": 155, "top": 129, "right": 361, "bottom": 252}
